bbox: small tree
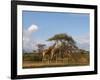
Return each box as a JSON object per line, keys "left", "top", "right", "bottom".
{"left": 37, "top": 44, "right": 46, "bottom": 53}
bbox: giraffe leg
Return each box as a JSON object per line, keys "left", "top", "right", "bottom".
{"left": 50, "top": 50, "right": 54, "bottom": 62}
{"left": 42, "top": 52, "right": 45, "bottom": 62}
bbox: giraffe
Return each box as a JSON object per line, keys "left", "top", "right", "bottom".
{"left": 50, "top": 41, "right": 62, "bottom": 62}
{"left": 42, "top": 43, "right": 56, "bottom": 62}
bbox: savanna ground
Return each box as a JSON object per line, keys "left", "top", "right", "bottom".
{"left": 23, "top": 52, "right": 89, "bottom": 69}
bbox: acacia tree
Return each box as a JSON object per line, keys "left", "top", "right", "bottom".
{"left": 48, "top": 33, "right": 76, "bottom": 46}
{"left": 37, "top": 44, "right": 46, "bottom": 53}
{"left": 47, "top": 33, "right": 77, "bottom": 59}
{"left": 48, "top": 33, "right": 78, "bottom": 54}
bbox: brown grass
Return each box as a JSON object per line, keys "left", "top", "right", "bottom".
{"left": 23, "top": 52, "right": 89, "bottom": 69}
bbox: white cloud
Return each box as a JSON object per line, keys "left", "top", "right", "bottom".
{"left": 28, "top": 24, "right": 38, "bottom": 33}
{"left": 74, "top": 33, "right": 90, "bottom": 51}
{"left": 23, "top": 24, "right": 38, "bottom": 52}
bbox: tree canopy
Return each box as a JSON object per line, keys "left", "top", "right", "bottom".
{"left": 47, "top": 33, "right": 76, "bottom": 45}
{"left": 37, "top": 44, "right": 46, "bottom": 52}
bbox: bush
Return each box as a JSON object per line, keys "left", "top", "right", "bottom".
{"left": 23, "top": 53, "right": 42, "bottom": 62}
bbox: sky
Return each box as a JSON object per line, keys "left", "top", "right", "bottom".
{"left": 22, "top": 11, "right": 90, "bottom": 52}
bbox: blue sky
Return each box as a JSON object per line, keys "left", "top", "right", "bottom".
{"left": 22, "top": 11, "right": 90, "bottom": 52}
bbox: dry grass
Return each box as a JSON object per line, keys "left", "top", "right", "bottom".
{"left": 23, "top": 52, "right": 89, "bottom": 69}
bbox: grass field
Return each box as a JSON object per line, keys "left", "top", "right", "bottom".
{"left": 23, "top": 52, "right": 89, "bottom": 69}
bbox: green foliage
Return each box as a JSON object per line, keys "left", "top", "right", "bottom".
{"left": 32, "top": 54, "right": 42, "bottom": 61}
{"left": 23, "top": 53, "right": 42, "bottom": 62}
{"left": 47, "top": 33, "right": 76, "bottom": 45}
